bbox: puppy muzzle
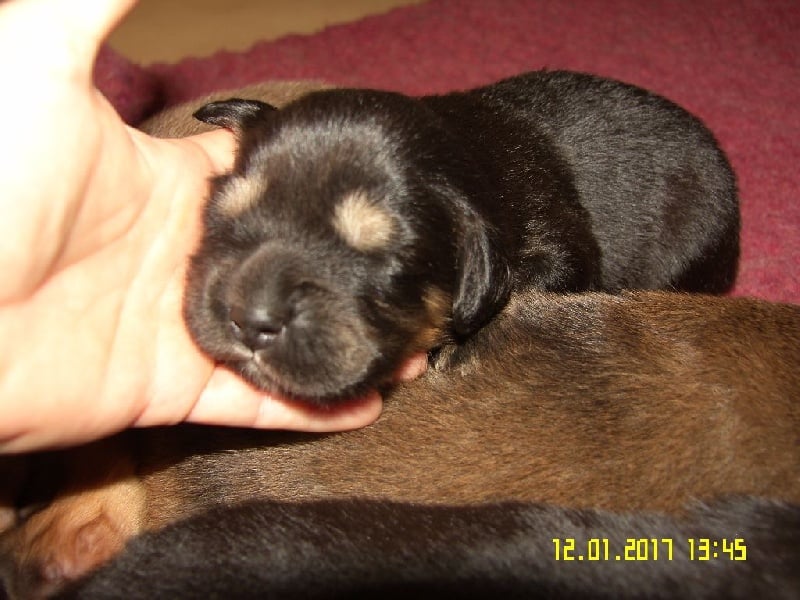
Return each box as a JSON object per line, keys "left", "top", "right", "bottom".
{"left": 212, "top": 250, "right": 381, "bottom": 400}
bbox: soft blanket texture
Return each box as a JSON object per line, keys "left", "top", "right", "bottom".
{"left": 96, "top": 0, "right": 799, "bottom": 303}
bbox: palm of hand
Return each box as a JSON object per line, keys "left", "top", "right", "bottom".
{"left": 0, "top": 0, "right": 394, "bottom": 451}
{"left": 0, "top": 17, "right": 231, "bottom": 448}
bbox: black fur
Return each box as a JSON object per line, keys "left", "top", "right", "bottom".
{"left": 63, "top": 497, "right": 798, "bottom": 599}
{"left": 185, "top": 71, "right": 739, "bottom": 401}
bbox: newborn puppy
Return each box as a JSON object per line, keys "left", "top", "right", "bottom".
{"left": 186, "top": 70, "right": 739, "bottom": 401}
{"left": 64, "top": 497, "right": 800, "bottom": 600}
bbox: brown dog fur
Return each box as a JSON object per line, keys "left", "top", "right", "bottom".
{"left": 2, "top": 290, "right": 799, "bottom": 598}
{"left": 139, "top": 291, "right": 800, "bottom": 524}
{"left": 1, "top": 438, "right": 145, "bottom": 600}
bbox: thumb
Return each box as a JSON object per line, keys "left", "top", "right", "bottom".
{"left": 0, "top": 0, "right": 137, "bottom": 73}
{"left": 183, "top": 128, "right": 238, "bottom": 176}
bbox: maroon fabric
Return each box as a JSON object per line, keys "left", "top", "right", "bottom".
{"left": 93, "top": 45, "right": 161, "bottom": 124}
{"left": 96, "top": 0, "right": 799, "bottom": 302}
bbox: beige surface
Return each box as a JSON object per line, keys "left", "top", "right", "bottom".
{"left": 108, "top": 0, "right": 426, "bottom": 64}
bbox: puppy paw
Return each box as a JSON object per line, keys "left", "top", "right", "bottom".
{"left": 39, "top": 511, "right": 123, "bottom": 585}
{"left": 1, "top": 462, "right": 145, "bottom": 599}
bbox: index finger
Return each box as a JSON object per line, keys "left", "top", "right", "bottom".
{"left": 185, "top": 368, "right": 384, "bottom": 432}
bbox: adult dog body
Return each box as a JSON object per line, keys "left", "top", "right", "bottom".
{"left": 3, "top": 291, "right": 798, "bottom": 599}
{"left": 66, "top": 497, "right": 800, "bottom": 600}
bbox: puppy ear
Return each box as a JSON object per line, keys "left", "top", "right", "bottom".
{"left": 193, "top": 99, "right": 277, "bottom": 131}
{"left": 451, "top": 209, "right": 513, "bottom": 339}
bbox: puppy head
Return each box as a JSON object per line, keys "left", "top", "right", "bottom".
{"left": 185, "top": 91, "right": 510, "bottom": 403}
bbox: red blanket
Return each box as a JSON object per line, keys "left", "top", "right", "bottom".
{"left": 96, "top": 0, "right": 800, "bottom": 303}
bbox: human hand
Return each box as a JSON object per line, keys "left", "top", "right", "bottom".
{"left": 0, "top": 0, "right": 427, "bottom": 453}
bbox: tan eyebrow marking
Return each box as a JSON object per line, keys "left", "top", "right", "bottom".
{"left": 332, "top": 190, "right": 395, "bottom": 251}
{"left": 213, "top": 175, "right": 267, "bottom": 217}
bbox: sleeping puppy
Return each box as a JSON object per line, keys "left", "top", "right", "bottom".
{"left": 64, "top": 497, "right": 800, "bottom": 600}
{"left": 2, "top": 291, "right": 797, "bottom": 598}
{"left": 185, "top": 70, "right": 740, "bottom": 401}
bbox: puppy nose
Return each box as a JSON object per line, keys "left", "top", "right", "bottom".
{"left": 229, "top": 304, "right": 286, "bottom": 350}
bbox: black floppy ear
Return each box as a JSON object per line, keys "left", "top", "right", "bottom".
{"left": 193, "top": 98, "right": 277, "bottom": 131}
{"left": 451, "top": 209, "right": 513, "bottom": 339}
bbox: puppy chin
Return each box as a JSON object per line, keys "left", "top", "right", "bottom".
{"left": 224, "top": 347, "right": 383, "bottom": 405}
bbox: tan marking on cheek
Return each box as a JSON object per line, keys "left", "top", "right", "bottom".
{"left": 214, "top": 175, "right": 267, "bottom": 217}
{"left": 411, "top": 287, "right": 452, "bottom": 351}
{"left": 333, "top": 191, "right": 394, "bottom": 251}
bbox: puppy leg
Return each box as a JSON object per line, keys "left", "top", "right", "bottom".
{"left": 1, "top": 439, "right": 145, "bottom": 599}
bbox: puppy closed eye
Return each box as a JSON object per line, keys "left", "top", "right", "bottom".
{"left": 333, "top": 190, "right": 395, "bottom": 252}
